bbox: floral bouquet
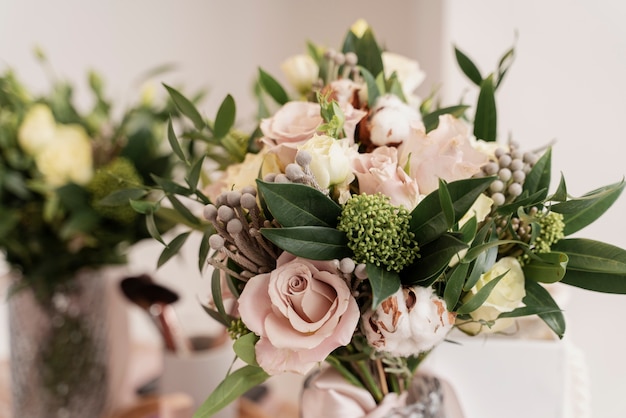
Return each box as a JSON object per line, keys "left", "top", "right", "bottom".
{"left": 146, "top": 20, "right": 626, "bottom": 418}
{"left": 0, "top": 51, "right": 200, "bottom": 415}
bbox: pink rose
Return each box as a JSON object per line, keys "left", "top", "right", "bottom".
{"left": 260, "top": 101, "right": 323, "bottom": 166}
{"left": 238, "top": 252, "right": 360, "bottom": 375}
{"left": 352, "top": 146, "right": 420, "bottom": 210}
{"left": 398, "top": 114, "right": 488, "bottom": 194}
{"left": 362, "top": 286, "right": 454, "bottom": 357}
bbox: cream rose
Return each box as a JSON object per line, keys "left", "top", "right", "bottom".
{"left": 281, "top": 54, "right": 319, "bottom": 96}
{"left": 17, "top": 104, "right": 57, "bottom": 156}
{"left": 382, "top": 52, "right": 425, "bottom": 108}
{"left": 368, "top": 94, "right": 422, "bottom": 147}
{"left": 34, "top": 124, "right": 93, "bottom": 187}
{"left": 362, "top": 286, "right": 455, "bottom": 357}
{"left": 352, "top": 146, "right": 420, "bottom": 210}
{"left": 457, "top": 257, "right": 526, "bottom": 335}
{"left": 398, "top": 114, "right": 489, "bottom": 194}
{"left": 299, "top": 134, "right": 355, "bottom": 190}
{"left": 238, "top": 252, "right": 360, "bottom": 375}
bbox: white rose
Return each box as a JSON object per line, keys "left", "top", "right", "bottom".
{"left": 382, "top": 52, "right": 425, "bottom": 108}
{"left": 299, "top": 134, "right": 355, "bottom": 189}
{"left": 368, "top": 94, "right": 423, "bottom": 147}
{"left": 457, "top": 257, "right": 526, "bottom": 335}
{"left": 281, "top": 54, "right": 319, "bottom": 95}
{"left": 459, "top": 193, "right": 494, "bottom": 228}
{"left": 363, "top": 286, "right": 455, "bottom": 357}
{"left": 17, "top": 104, "right": 57, "bottom": 156}
{"left": 35, "top": 124, "right": 93, "bottom": 187}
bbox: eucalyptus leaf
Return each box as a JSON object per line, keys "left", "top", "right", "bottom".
{"left": 444, "top": 262, "right": 470, "bottom": 310}
{"left": 129, "top": 199, "right": 158, "bottom": 214}
{"left": 233, "top": 333, "right": 259, "bottom": 366}
{"left": 166, "top": 194, "right": 201, "bottom": 225}
{"left": 366, "top": 263, "right": 401, "bottom": 309}
{"left": 454, "top": 46, "right": 483, "bottom": 86}
{"left": 210, "top": 268, "right": 229, "bottom": 322}
{"left": 186, "top": 156, "right": 205, "bottom": 191}
{"left": 198, "top": 230, "right": 212, "bottom": 272}
{"left": 438, "top": 179, "right": 454, "bottom": 228}
{"left": 151, "top": 174, "right": 193, "bottom": 196}
{"left": 422, "top": 105, "right": 470, "bottom": 132}
{"left": 163, "top": 83, "right": 205, "bottom": 131}
{"left": 194, "top": 365, "right": 269, "bottom": 418}
{"left": 455, "top": 271, "right": 506, "bottom": 315}
{"left": 200, "top": 303, "right": 230, "bottom": 328}
{"left": 98, "top": 188, "right": 147, "bottom": 206}
{"left": 552, "top": 238, "right": 626, "bottom": 274}
{"left": 495, "top": 46, "right": 515, "bottom": 89}
{"left": 522, "top": 251, "right": 568, "bottom": 283}
{"left": 522, "top": 147, "right": 551, "bottom": 201}
{"left": 358, "top": 66, "right": 379, "bottom": 107}
{"left": 146, "top": 211, "right": 165, "bottom": 245}
{"left": 402, "top": 234, "right": 468, "bottom": 286}
{"left": 410, "top": 176, "right": 495, "bottom": 245}
{"left": 523, "top": 280, "right": 565, "bottom": 338}
{"left": 256, "top": 180, "right": 341, "bottom": 227}
{"left": 214, "top": 94, "right": 236, "bottom": 139}
{"left": 157, "top": 231, "right": 191, "bottom": 268}
{"left": 551, "top": 180, "right": 624, "bottom": 236}
{"left": 258, "top": 68, "right": 289, "bottom": 105}
{"left": 261, "top": 226, "right": 351, "bottom": 260}
{"left": 167, "top": 119, "right": 188, "bottom": 164}
{"left": 473, "top": 74, "right": 497, "bottom": 142}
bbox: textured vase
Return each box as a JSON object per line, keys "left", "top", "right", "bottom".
{"left": 8, "top": 269, "right": 110, "bottom": 418}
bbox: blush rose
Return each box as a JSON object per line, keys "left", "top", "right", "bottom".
{"left": 238, "top": 252, "right": 360, "bottom": 375}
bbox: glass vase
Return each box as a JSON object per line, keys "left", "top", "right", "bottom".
{"left": 8, "top": 268, "right": 110, "bottom": 418}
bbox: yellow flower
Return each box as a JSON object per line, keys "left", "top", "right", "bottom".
{"left": 17, "top": 104, "right": 56, "bottom": 156}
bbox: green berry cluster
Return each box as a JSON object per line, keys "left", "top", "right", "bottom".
{"left": 533, "top": 211, "right": 565, "bottom": 253}
{"left": 87, "top": 157, "right": 142, "bottom": 224}
{"left": 337, "top": 193, "right": 419, "bottom": 272}
{"left": 228, "top": 317, "right": 250, "bottom": 340}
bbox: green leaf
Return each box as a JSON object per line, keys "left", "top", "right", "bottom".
{"left": 98, "top": 188, "right": 147, "bottom": 206}
{"left": 523, "top": 280, "right": 566, "bottom": 338}
{"left": 438, "top": 179, "right": 454, "bottom": 228}
{"left": 167, "top": 119, "right": 188, "bottom": 164}
{"left": 214, "top": 94, "right": 236, "bottom": 139}
{"left": 256, "top": 180, "right": 341, "bottom": 228}
{"left": 552, "top": 239, "right": 626, "bottom": 294}
{"left": 233, "top": 333, "right": 259, "bottom": 366}
{"left": 200, "top": 303, "right": 230, "bottom": 327}
{"left": 444, "top": 262, "right": 470, "bottom": 310}
{"left": 261, "top": 226, "right": 351, "bottom": 260}
{"left": 456, "top": 271, "right": 506, "bottom": 315}
{"left": 463, "top": 239, "right": 527, "bottom": 262}
{"left": 194, "top": 365, "right": 269, "bottom": 418}
{"left": 402, "top": 234, "right": 468, "bottom": 286}
{"left": 158, "top": 231, "right": 191, "bottom": 268}
{"left": 548, "top": 174, "right": 568, "bottom": 202}
{"left": 473, "top": 74, "right": 497, "bottom": 141}
{"left": 497, "top": 305, "right": 561, "bottom": 319}
{"left": 146, "top": 211, "right": 165, "bottom": 246}
{"left": 522, "top": 147, "right": 551, "bottom": 200}
{"left": 410, "top": 176, "right": 495, "bottom": 245}
{"left": 522, "top": 251, "right": 569, "bottom": 283}
{"left": 129, "top": 199, "right": 158, "bottom": 214}
{"left": 210, "top": 268, "right": 230, "bottom": 323}
{"left": 551, "top": 180, "right": 624, "bottom": 236}
{"left": 366, "top": 263, "right": 401, "bottom": 309}
{"left": 454, "top": 46, "right": 483, "bottom": 86}
{"left": 151, "top": 175, "right": 193, "bottom": 196}
{"left": 186, "top": 156, "right": 205, "bottom": 191}
{"left": 495, "top": 45, "right": 516, "bottom": 89}
{"left": 351, "top": 28, "right": 384, "bottom": 77}
{"left": 495, "top": 188, "right": 549, "bottom": 216}
{"left": 163, "top": 83, "right": 205, "bottom": 131}
{"left": 258, "top": 68, "right": 289, "bottom": 105}
{"left": 198, "top": 229, "right": 212, "bottom": 272}
{"left": 358, "top": 66, "right": 380, "bottom": 107}
{"left": 422, "top": 105, "right": 470, "bottom": 132}
{"left": 166, "top": 194, "right": 201, "bottom": 225}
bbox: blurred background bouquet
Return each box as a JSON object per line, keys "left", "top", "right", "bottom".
{"left": 147, "top": 18, "right": 626, "bottom": 418}
{"left": 0, "top": 51, "right": 200, "bottom": 416}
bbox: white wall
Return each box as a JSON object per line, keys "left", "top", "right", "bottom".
{"left": 1, "top": 1, "right": 625, "bottom": 416}
{"left": 441, "top": 1, "right": 626, "bottom": 417}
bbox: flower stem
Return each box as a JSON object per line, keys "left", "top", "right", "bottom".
{"left": 356, "top": 360, "right": 383, "bottom": 403}
{"left": 375, "top": 358, "right": 389, "bottom": 395}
